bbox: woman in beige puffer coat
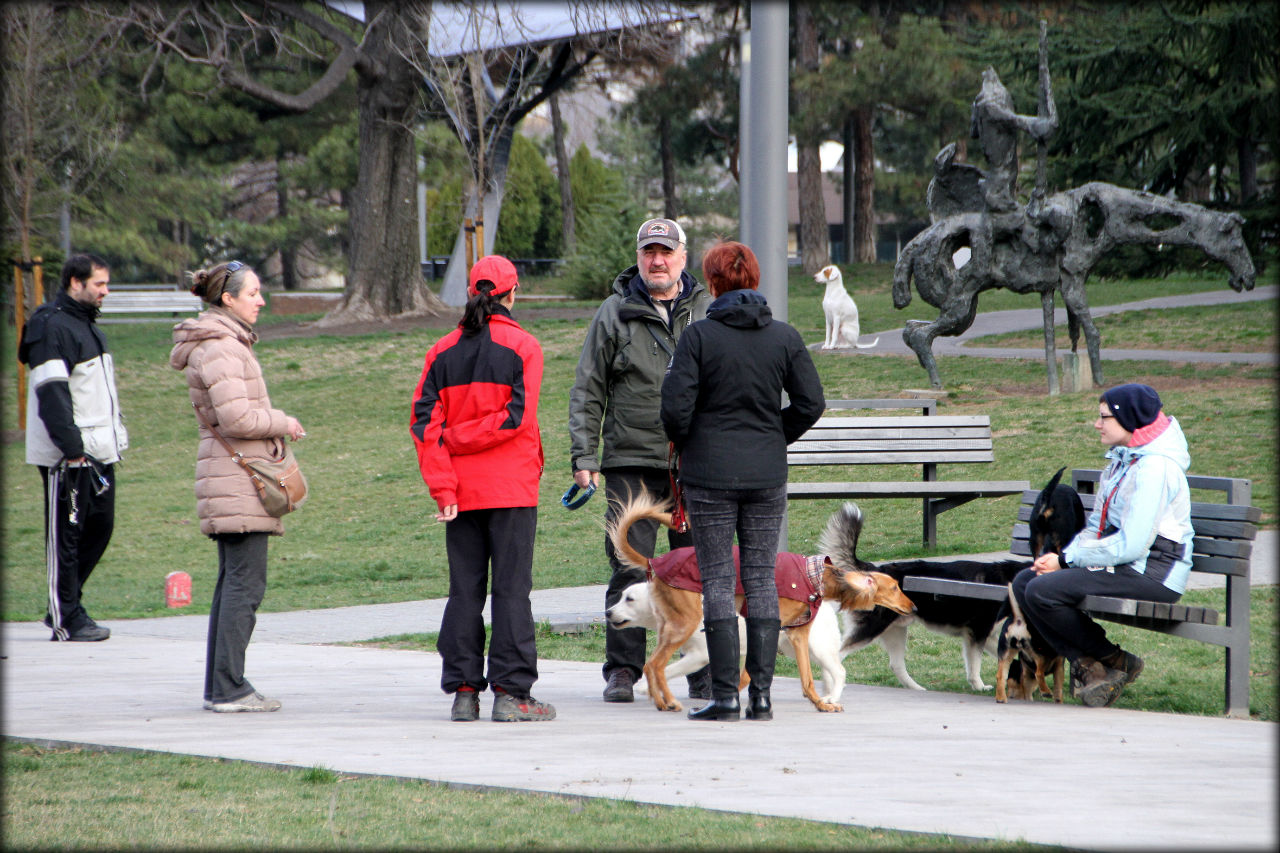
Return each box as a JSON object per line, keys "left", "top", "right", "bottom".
{"left": 170, "top": 260, "right": 304, "bottom": 714}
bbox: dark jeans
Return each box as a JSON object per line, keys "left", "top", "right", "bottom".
{"left": 1012, "top": 565, "right": 1179, "bottom": 662}
{"left": 602, "top": 468, "right": 693, "bottom": 679}
{"left": 684, "top": 484, "right": 787, "bottom": 624}
{"left": 439, "top": 506, "right": 539, "bottom": 697}
{"left": 205, "top": 532, "right": 269, "bottom": 703}
{"left": 40, "top": 464, "right": 115, "bottom": 636}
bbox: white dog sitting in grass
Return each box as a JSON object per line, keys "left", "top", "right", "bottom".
{"left": 815, "top": 264, "right": 879, "bottom": 350}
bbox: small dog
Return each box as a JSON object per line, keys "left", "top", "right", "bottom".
{"left": 995, "top": 583, "right": 1063, "bottom": 703}
{"left": 606, "top": 582, "right": 847, "bottom": 706}
{"left": 608, "top": 492, "right": 914, "bottom": 713}
{"left": 815, "top": 264, "right": 879, "bottom": 350}
{"left": 994, "top": 467, "right": 1083, "bottom": 703}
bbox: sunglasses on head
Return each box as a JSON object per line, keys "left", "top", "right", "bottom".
{"left": 225, "top": 260, "right": 245, "bottom": 274}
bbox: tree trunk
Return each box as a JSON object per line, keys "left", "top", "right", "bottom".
{"left": 794, "top": 2, "right": 828, "bottom": 273}
{"left": 276, "top": 161, "right": 297, "bottom": 291}
{"left": 1237, "top": 135, "right": 1258, "bottom": 203}
{"left": 321, "top": 4, "right": 443, "bottom": 324}
{"left": 851, "top": 107, "right": 876, "bottom": 263}
{"left": 550, "top": 91, "right": 576, "bottom": 254}
{"left": 659, "top": 113, "right": 678, "bottom": 218}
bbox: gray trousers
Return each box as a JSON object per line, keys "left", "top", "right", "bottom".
{"left": 205, "top": 532, "right": 269, "bottom": 703}
{"left": 684, "top": 484, "right": 786, "bottom": 623}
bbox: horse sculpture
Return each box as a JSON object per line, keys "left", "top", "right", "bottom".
{"left": 891, "top": 23, "right": 1255, "bottom": 392}
{"left": 892, "top": 182, "right": 1256, "bottom": 389}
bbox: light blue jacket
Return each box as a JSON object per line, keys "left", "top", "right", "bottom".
{"left": 1062, "top": 416, "right": 1195, "bottom": 594}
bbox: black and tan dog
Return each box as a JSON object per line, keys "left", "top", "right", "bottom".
{"left": 994, "top": 467, "right": 1085, "bottom": 702}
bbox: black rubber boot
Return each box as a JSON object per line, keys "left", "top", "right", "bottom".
{"left": 744, "top": 617, "right": 780, "bottom": 720}
{"left": 688, "top": 619, "right": 740, "bottom": 721}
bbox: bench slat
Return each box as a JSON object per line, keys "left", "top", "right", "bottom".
{"left": 789, "top": 450, "right": 996, "bottom": 466}
{"left": 788, "top": 480, "right": 1028, "bottom": 499}
{"left": 1081, "top": 595, "right": 1219, "bottom": 626}
{"left": 802, "top": 415, "right": 992, "bottom": 428}
{"left": 901, "top": 577, "right": 1010, "bottom": 601}
{"left": 792, "top": 437, "right": 993, "bottom": 451}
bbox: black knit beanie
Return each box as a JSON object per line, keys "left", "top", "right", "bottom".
{"left": 1100, "top": 384, "right": 1162, "bottom": 433}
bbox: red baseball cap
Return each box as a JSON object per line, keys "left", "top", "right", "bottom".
{"left": 468, "top": 255, "right": 519, "bottom": 298}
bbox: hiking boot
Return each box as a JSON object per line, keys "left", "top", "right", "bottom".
{"left": 491, "top": 691, "right": 556, "bottom": 722}
{"left": 55, "top": 623, "right": 110, "bottom": 642}
{"left": 451, "top": 688, "right": 480, "bottom": 722}
{"left": 1074, "top": 658, "right": 1127, "bottom": 708}
{"left": 1101, "top": 648, "right": 1145, "bottom": 685}
{"left": 603, "top": 668, "right": 635, "bottom": 703}
{"left": 210, "top": 691, "right": 282, "bottom": 713}
{"left": 686, "top": 666, "right": 712, "bottom": 700}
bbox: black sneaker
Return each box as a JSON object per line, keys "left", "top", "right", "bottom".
{"left": 56, "top": 623, "right": 110, "bottom": 642}
{"left": 491, "top": 691, "right": 556, "bottom": 722}
{"left": 451, "top": 689, "right": 480, "bottom": 722}
{"left": 603, "top": 668, "right": 635, "bottom": 703}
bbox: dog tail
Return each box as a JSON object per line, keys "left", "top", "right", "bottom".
{"left": 1006, "top": 582, "right": 1026, "bottom": 624}
{"left": 817, "top": 502, "right": 865, "bottom": 572}
{"left": 853, "top": 336, "right": 880, "bottom": 349}
{"left": 605, "top": 487, "right": 674, "bottom": 573}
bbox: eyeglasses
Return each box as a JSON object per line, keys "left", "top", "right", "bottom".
{"left": 1097, "top": 413, "right": 1116, "bottom": 420}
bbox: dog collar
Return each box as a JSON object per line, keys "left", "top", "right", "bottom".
{"left": 561, "top": 482, "right": 596, "bottom": 510}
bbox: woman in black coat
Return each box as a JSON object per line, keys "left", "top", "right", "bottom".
{"left": 660, "top": 241, "right": 825, "bottom": 721}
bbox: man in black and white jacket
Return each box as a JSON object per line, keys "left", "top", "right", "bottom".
{"left": 20, "top": 253, "right": 129, "bottom": 641}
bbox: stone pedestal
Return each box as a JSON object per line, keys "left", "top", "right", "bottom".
{"left": 1061, "top": 352, "right": 1093, "bottom": 393}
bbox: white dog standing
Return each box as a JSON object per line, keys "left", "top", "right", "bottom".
{"left": 815, "top": 264, "right": 879, "bottom": 349}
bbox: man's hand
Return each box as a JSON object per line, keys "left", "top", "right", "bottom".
{"left": 573, "top": 469, "right": 599, "bottom": 489}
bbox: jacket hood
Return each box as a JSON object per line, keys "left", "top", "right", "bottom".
{"left": 169, "top": 308, "right": 256, "bottom": 370}
{"left": 706, "top": 289, "right": 772, "bottom": 329}
{"left": 1108, "top": 415, "right": 1190, "bottom": 472}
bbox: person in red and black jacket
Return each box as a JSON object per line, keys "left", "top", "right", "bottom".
{"left": 410, "top": 255, "right": 554, "bottom": 723}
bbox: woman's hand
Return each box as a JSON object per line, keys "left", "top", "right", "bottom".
{"left": 435, "top": 504, "right": 458, "bottom": 523}
{"left": 1032, "top": 552, "right": 1063, "bottom": 575}
{"left": 285, "top": 416, "right": 306, "bottom": 441}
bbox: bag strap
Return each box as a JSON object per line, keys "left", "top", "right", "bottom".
{"left": 190, "top": 402, "right": 263, "bottom": 483}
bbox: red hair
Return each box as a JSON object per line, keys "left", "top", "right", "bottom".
{"left": 701, "top": 241, "right": 760, "bottom": 296}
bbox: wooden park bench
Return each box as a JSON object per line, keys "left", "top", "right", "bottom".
{"left": 100, "top": 288, "right": 203, "bottom": 322}
{"left": 785, "top": 399, "right": 1030, "bottom": 548}
{"left": 902, "top": 469, "right": 1261, "bottom": 718}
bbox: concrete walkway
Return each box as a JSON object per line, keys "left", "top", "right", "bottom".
{"left": 5, "top": 531, "right": 1276, "bottom": 851}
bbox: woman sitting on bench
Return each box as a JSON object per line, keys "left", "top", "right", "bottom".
{"left": 1012, "top": 384, "right": 1194, "bottom": 708}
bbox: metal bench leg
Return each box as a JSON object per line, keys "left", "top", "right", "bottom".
{"left": 922, "top": 499, "right": 937, "bottom": 549}
{"left": 1225, "top": 577, "right": 1251, "bottom": 719}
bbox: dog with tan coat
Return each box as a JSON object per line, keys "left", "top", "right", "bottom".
{"left": 608, "top": 492, "right": 914, "bottom": 713}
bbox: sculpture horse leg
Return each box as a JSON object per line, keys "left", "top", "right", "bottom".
{"left": 1058, "top": 273, "right": 1104, "bottom": 386}
{"left": 1041, "top": 291, "right": 1060, "bottom": 395}
{"left": 903, "top": 283, "right": 982, "bottom": 390}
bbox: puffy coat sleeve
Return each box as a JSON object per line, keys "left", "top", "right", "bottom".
{"left": 193, "top": 340, "right": 289, "bottom": 439}
{"left": 1063, "top": 456, "right": 1172, "bottom": 570}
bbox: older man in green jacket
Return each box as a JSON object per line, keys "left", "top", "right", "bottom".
{"left": 568, "top": 218, "right": 712, "bottom": 704}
